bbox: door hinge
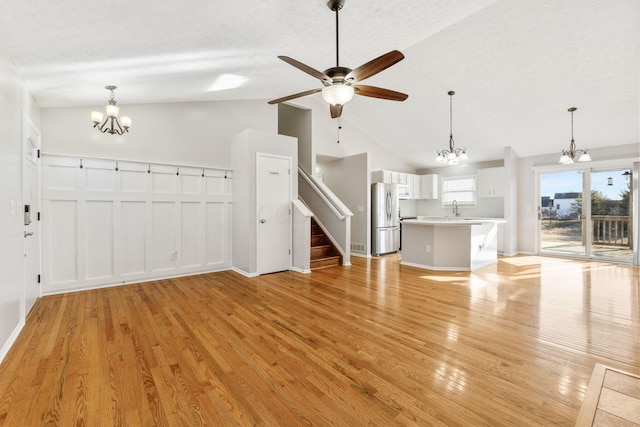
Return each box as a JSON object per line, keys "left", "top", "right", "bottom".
{"left": 37, "top": 149, "right": 40, "bottom": 158}
{"left": 37, "top": 274, "right": 41, "bottom": 283}
{"left": 289, "top": 249, "right": 291, "bottom": 255}
{"left": 37, "top": 212, "right": 41, "bottom": 221}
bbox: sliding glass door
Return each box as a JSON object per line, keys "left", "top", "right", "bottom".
{"left": 539, "top": 170, "right": 586, "bottom": 257}
{"left": 538, "top": 167, "right": 634, "bottom": 263}
{"left": 590, "top": 169, "right": 633, "bottom": 262}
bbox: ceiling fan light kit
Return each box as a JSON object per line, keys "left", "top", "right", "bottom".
{"left": 90, "top": 85, "right": 132, "bottom": 135}
{"left": 435, "top": 91, "right": 468, "bottom": 165}
{"left": 559, "top": 107, "right": 591, "bottom": 164}
{"left": 268, "top": 0, "right": 408, "bottom": 118}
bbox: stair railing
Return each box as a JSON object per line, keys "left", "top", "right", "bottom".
{"left": 298, "top": 167, "right": 353, "bottom": 265}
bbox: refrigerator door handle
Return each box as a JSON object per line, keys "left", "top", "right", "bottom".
{"left": 386, "top": 190, "right": 391, "bottom": 222}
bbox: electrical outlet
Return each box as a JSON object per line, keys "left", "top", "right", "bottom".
{"left": 171, "top": 251, "right": 178, "bottom": 261}
{"left": 425, "top": 245, "right": 431, "bottom": 253}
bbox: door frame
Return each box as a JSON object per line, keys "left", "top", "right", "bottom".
{"left": 534, "top": 158, "right": 639, "bottom": 264}
{"left": 255, "top": 152, "right": 292, "bottom": 275}
{"left": 22, "top": 112, "right": 41, "bottom": 317}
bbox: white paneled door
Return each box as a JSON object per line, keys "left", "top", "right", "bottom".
{"left": 22, "top": 115, "right": 41, "bottom": 315}
{"left": 257, "top": 154, "right": 291, "bottom": 275}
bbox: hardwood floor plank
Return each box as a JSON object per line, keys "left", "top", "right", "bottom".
{"left": 0, "top": 255, "right": 638, "bottom": 425}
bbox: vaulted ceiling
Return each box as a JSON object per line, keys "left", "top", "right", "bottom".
{"left": 1, "top": 0, "right": 638, "bottom": 169}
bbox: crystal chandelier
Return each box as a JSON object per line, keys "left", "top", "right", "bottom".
{"left": 436, "top": 91, "right": 467, "bottom": 165}
{"left": 559, "top": 107, "right": 590, "bottom": 164}
{"left": 90, "top": 86, "right": 132, "bottom": 135}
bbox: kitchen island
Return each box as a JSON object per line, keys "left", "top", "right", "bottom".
{"left": 400, "top": 218, "right": 506, "bottom": 271}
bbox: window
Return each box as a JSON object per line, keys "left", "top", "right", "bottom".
{"left": 441, "top": 175, "right": 476, "bottom": 206}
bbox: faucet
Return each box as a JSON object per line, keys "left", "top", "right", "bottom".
{"left": 452, "top": 200, "right": 460, "bottom": 217}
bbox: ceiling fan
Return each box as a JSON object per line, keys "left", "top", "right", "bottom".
{"left": 268, "top": 0, "right": 408, "bottom": 119}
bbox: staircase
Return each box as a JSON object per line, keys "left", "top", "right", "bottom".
{"left": 310, "top": 218, "right": 342, "bottom": 270}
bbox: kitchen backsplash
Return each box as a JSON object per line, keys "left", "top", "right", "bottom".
{"left": 400, "top": 198, "right": 504, "bottom": 218}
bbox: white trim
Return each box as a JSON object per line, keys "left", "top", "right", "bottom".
{"left": 256, "top": 152, "right": 293, "bottom": 275}
{"left": 532, "top": 157, "right": 640, "bottom": 173}
{"left": 42, "top": 152, "right": 233, "bottom": 174}
{"left": 290, "top": 266, "right": 311, "bottom": 274}
{"left": 400, "top": 259, "right": 497, "bottom": 272}
{"left": 231, "top": 267, "right": 259, "bottom": 278}
{"left": 41, "top": 267, "right": 233, "bottom": 296}
{"left": 0, "top": 320, "right": 25, "bottom": 365}
{"left": 350, "top": 252, "right": 371, "bottom": 259}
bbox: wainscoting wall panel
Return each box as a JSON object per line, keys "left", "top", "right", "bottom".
{"left": 41, "top": 155, "right": 232, "bottom": 294}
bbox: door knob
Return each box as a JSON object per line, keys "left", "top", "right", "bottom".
{"left": 260, "top": 219, "right": 266, "bottom": 223}
{"left": 24, "top": 231, "right": 34, "bottom": 237}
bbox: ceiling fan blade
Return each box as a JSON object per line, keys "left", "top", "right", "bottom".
{"left": 330, "top": 104, "right": 343, "bottom": 118}
{"left": 354, "top": 85, "right": 408, "bottom": 101}
{"left": 268, "top": 88, "right": 322, "bottom": 105}
{"left": 278, "top": 56, "right": 331, "bottom": 83}
{"left": 345, "top": 50, "right": 405, "bottom": 83}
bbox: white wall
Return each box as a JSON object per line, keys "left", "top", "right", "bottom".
{"left": 41, "top": 99, "right": 278, "bottom": 168}
{"left": 278, "top": 103, "right": 313, "bottom": 176}
{"left": 282, "top": 98, "right": 415, "bottom": 174}
{"left": 231, "top": 129, "right": 298, "bottom": 276}
{"left": 317, "top": 153, "right": 370, "bottom": 255}
{"left": 0, "top": 41, "right": 41, "bottom": 362}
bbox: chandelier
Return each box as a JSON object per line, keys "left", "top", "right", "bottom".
{"left": 90, "top": 86, "right": 132, "bottom": 135}
{"left": 559, "top": 107, "right": 590, "bottom": 164}
{"left": 436, "top": 90, "right": 468, "bottom": 165}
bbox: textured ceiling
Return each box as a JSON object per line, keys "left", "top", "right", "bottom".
{"left": 1, "top": 0, "right": 638, "bottom": 169}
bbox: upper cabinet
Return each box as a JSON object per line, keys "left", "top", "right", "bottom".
{"left": 477, "top": 167, "right": 505, "bottom": 197}
{"left": 371, "top": 170, "right": 427, "bottom": 199}
{"left": 419, "top": 174, "right": 439, "bottom": 199}
{"left": 410, "top": 174, "right": 421, "bottom": 199}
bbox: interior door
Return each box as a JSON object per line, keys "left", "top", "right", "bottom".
{"left": 257, "top": 154, "right": 291, "bottom": 274}
{"left": 23, "top": 115, "right": 41, "bottom": 315}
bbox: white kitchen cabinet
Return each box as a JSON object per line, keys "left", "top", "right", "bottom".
{"left": 419, "top": 174, "right": 439, "bottom": 199}
{"left": 410, "top": 174, "right": 421, "bottom": 199}
{"left": 371, "top": 170, "right": 392, "bottom": 183}
{"left": 477, "top": 167, "right": 504, "bottom": 197}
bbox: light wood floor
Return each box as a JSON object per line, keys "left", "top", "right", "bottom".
{"left": 0, "top": 254, "right": 638, "bottom": 426}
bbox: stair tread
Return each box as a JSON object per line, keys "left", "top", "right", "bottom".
{"left": 310, "top": 254, "right": 341, "bottom": 261}
{"left": 309, "top": 218, "right": 341, "bottom": 270}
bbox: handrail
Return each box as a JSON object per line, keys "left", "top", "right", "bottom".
{"left": 298, "top": 168, "right": 349, "bottom": 220}
{"left": 304, "top": 169, "right": 353, "bottom": 218}
{"left": 292, "top": 199, "right": 313, "bottom": 217}
{"left": 298, "top": 167, "right": 352, "bottom": 266}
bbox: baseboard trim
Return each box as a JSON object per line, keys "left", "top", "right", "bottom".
{"left": 291, "top": 267, "right": 311, "bottom": 274}
{"left": 0, "top": 319, "right": 25, "bottom": 365}
{"left": 41, "top": 267, "right": 233, "bottom": 297}
{"left": 231, "top": 267, "right": 259, "bottom": 278}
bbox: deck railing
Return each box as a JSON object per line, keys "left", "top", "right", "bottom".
{"left": 589, "top": 215, "right": 632, "bottom": 248}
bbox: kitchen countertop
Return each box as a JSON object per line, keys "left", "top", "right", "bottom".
{"left": 402, "top": 217, "right": 506, "bottom": 226}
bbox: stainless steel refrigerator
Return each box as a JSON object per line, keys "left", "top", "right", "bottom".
{"left": 371, "top": 183, "right": 400, "bottom": 256}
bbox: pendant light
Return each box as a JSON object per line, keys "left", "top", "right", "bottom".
{"left": 90, "top": 86, "right": 132, "bottom": 135}
{"left": 559, "top": 107, "right": 590, "bottom": 164}
{"left": 436, "top": 91, "right": 467, "bottom": 165}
